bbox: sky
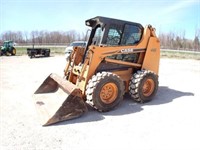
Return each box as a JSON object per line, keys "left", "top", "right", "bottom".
{"left": 0, "top": 0, "right": 199, "bottom": 40}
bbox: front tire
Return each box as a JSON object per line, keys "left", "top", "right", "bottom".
{"left": 86, "top": 72, "right": 125, "bottom": 112}
{"left": 129, "top": 70, "right": 158, "bottom": 103}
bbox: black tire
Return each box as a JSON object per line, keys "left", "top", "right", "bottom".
{"left": 129, "top": 70, "right": 158, "bottom": 103}
{"left": 5, "top": 51, "right": 10, "bottom": 56}
{"left": 44, "top": 51, "right": 50, "bottom": 57}
{"left": 86, "top": 72, "right": 125, "bottom": 112}
{"left": 31, "top": 52, "right": 36, "bottom": 58}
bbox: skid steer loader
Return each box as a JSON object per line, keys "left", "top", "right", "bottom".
{"left": 34, "top": 16, "right": 160, "bottom": 126}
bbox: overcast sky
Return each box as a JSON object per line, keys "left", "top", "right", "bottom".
{"left": 0, "top": 0, "right": 199, "bottom": 39}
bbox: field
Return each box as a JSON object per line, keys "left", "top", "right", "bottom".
{"left": 161, "top": 49, "right": 200, "bottom": 60}
{"left": 1, "top": 54, "right": 200, "bottom": 150}
{"left": 14, "top": 46, "right": 200, "bottom": 60}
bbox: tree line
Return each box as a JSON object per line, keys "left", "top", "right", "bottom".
{"left": 159, "top": 29, "right": 200, "bottom": 51}
{"left": 0, "top": 29, "right": 199, "bottom": 51}
{"left": 0, "top": 30, "right": 86, "bottom": 45}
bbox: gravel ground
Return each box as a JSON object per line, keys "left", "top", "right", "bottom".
{"left": 0, "top": 55, "right": 200, "bottom": 150}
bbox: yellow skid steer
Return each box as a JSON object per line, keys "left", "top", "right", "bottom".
{"left": 34, "top": 16, "right": 160, "bottom": 126}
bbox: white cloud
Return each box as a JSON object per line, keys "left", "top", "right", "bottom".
{"left": 163, "top": 0, "right": 198, "bottom": 15}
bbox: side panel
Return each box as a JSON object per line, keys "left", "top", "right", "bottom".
{"left": 142, "top": 37, "right": 160, "bottom": 74}
{"left": 112, "top": 68, "right": 133, "bottom": 92}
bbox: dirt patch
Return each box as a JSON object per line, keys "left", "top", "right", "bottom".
{"left": 1, "top": 55, "right": 200, "bottom": 150}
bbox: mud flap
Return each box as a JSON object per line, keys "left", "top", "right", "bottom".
{"left": 34, "top": 73, "right": 88, "bottom": 126}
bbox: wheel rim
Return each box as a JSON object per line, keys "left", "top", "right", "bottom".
{"left": 13, "top": 49, "right": 16, "bottom": 55}
{"left": 142, "top": 79, "right": 155, "bottom": 97}
{"left": 100, "top": 83, "right": 118, "bottom": 104}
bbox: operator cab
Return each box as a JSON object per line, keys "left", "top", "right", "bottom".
{"left": 84, "top": 16, "right": 144, "bottom": 68}
{"left": 85, "top": 16, "right": 144, "bottom": 49}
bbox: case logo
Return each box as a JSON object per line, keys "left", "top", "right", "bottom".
{"left": 121, "top": 48, "right": 134, "bottom": 53}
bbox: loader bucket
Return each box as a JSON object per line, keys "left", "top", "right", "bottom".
{"left": 34, "top": 73, "right": 88, "bottom": 126}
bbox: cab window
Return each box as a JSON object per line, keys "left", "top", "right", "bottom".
{"left": 121, "top": 24, "right": 142, "bottom": 45}
{"left": 92, "top": 27, "right": 103, "bottom": 46}
{"left": 105, "top": 24, "right": 122, "bottom": 46}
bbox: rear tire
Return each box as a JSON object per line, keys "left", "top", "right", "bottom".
{"left": 129, "top": 70, "right": 158, "bottom": 103}
{"left": 45, "top": 51, "right": 50, "bottom": 57}
{"left": 86, "top": 72, "right": 125, "bottom": 112}
{"left": 6, "top": 51, "right": 10, "bottom": 56}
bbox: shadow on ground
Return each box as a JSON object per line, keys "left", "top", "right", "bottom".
{"left": 28, "top": 55, "right": 53, "bottom": 59}
{"left": 147, "top": 86, "right": 194, "bottom": 105}
{"left": 53, "top": 86, "right": 194, "bottom": 126}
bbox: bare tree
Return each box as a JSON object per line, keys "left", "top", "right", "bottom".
{"left": 193, "top": 28, "right": 200, "bottom": 51}
{"left": 23, "top": 31, "right": 29, "bottom": 43}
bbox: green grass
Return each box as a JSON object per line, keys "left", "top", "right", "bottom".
{"left": 161, "top": 50, "right": 200, "bottom": 60}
